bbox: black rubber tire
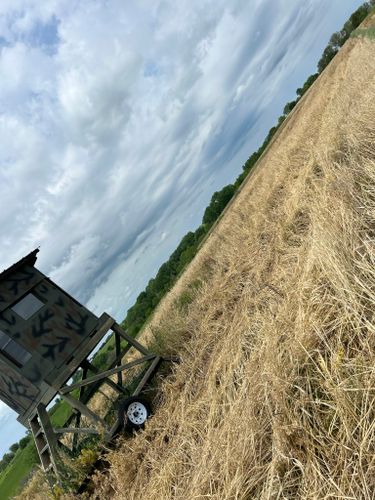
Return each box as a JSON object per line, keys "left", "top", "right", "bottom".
{"left": 118, "top": 395, "right": 152, "bottom": 431}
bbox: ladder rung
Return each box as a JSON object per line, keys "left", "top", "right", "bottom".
{"left": 41, "top": 458, "right": 52, "bottom": 472}
{"left": 34, "top": 427, "right": 44, "bottom": 439}
{"left": 29, "top": 405, "right": 60, "bottom": 479}
{"left": 29, "top": 418, "right": 41, "bottom": 431}
{"left": 40, "top": 444, "right": 50, "bottom": 455}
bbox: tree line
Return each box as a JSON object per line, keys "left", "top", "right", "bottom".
{"left": 0, "top": 435, "right": 31, "bottom": 473}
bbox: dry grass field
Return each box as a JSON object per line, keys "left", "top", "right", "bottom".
{"left": 21, "top": 19, "right": 375, "bottom": 500}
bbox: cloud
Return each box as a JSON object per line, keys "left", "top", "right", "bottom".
{"left": 0, "top": 401, "right": 10, "bottom": 420}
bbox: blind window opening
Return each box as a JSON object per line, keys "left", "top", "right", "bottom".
{"left": 0, "top": 330, "right": 32, "bottom": 367}
{"left": 11, "top": 293, "right": 44, "bottom": 320}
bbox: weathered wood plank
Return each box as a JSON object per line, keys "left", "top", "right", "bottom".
{"left": 112, "top": 323, "right": 151, "bottom": 356}
{"left": 72, "top": 365, "right": 88, "bottom": 451}
{"left": 36, "top": 404, "right": 60, "bottom": 476}
{"left": 133, "top": 356, "right": 161, "bottom": 395}
{"left": 115, "top": 332, "right": 123, "bottom": 387}
{"left": 81, "top": 359, "right": 128, "bottom": 395}
{"left": 60, "top": 393, "right": 107, "bottom": 430}
{"left": 55, "top": 427, "right": 100, "bottom": 435}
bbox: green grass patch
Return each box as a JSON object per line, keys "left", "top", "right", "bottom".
{"left": 50, "top": 398, "right": 73, "bottom": 427}
{"left": 0, "top": 442, "right": 39, "bottom": 499}
{"left": 351, "top": 26, "right": 375, "bottom": 39}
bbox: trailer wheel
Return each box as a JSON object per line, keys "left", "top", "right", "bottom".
{"left": 118, "top": 396, "right": 152, "bottom": 431}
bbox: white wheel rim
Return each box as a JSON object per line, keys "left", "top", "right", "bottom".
{"left": 127, "top": 402, "right": 148, "bottom": 425}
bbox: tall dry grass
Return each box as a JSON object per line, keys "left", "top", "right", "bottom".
{"left": 85, "top": 36, "right": 375, "bottom": 499}
{"left": 18, "top": 34, "right": 375, "bottom": 499}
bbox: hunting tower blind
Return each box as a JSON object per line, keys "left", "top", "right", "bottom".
{"left": 0, "top": 249, "right": 163, "bottom": 478}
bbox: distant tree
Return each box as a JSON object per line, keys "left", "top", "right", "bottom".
{"left": 92, "top": 351, "right": 108, "bottom": 370}
{"left": 296, "top": 73, "right": 319, "bottom": 97}
{"left": 348, "top": 3, "right": 371, "bottom": 28}
{"left": 234, "top": 170, "right": 247, "bottom": 189}
{"left": 283, "top": 100, "right": 297, "bottom": 115}
{"left": 179, "top": 246, "right": 197, "bottom": 268}
{"left": 18, "top": 436, "right": 30, "bottom": 449}
{"left": 242, "top": 151, "right": 261, "bottom": 173}
{"left": 9, "top": 443, "right": 19, "bottom": 454}
{"left": 317, "top": 45, "right": 338, "bottom": 73}
{"left": 202, "top": 185, "right": 236, "bottom": 225}
{"left": 1, "top": 452, "right": 14, "bottom": 467}
{"left": 318, "top": 2, "right": 371, "bottom": 73}
{"left": 329, "top": 30, "right": 347, "bottom": 49}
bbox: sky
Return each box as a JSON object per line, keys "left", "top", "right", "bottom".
{"left": 0, "top": 0, "right": 364, "bottom": 460}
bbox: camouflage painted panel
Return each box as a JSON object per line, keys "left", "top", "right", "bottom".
{"left": 0, "top": 265, "right": 44, "bottom": 313}
{"left": 21, "top": 354, "right": 55, "bottom": 388}
{"left": 19, "top": 280, "right": 98, "bottom": 369}
{"left": 0, "top": 356, "right": 39, "bottom": 414}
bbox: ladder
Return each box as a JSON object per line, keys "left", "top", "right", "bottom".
{"left": 29, "top": 404, "right": 60, "bottom": 478}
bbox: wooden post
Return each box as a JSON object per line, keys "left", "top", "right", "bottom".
{"left": 72, "top": 365, "right": 87, "bottom": 452}
{"left": 112, "top": 323, "right": 151, "bottom": 356}
{"left": 115, "top": 331, "right": 123, "bottom": 387}
{"left": 133, "top": 356, "right": 162, "bottom": 395}
{"left": 35, "top": 404, "right": 60, "bottom": 476}
{"left": 55, "top": 428, "right": 100, "bottom": 435}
